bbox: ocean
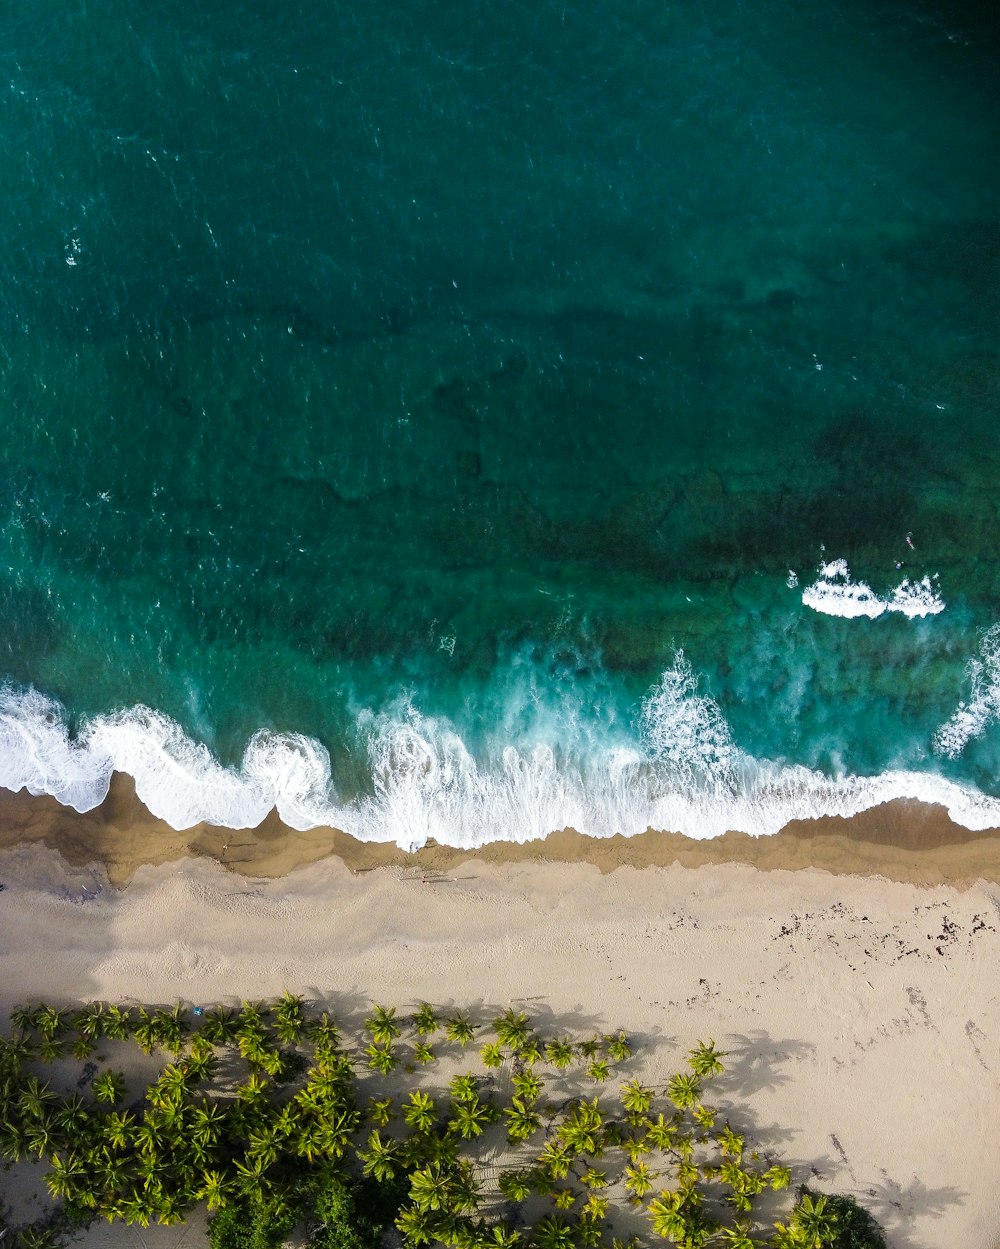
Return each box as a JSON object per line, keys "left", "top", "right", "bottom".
{"left": 1, "top": 0, "right": 999, "bottom": 848}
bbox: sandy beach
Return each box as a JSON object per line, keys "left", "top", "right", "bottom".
{"left": 4, "top": 776, "right": 1000, "bottom": 889}
{"left": 1, "top": 784, "right": 999, "bottom": 1249}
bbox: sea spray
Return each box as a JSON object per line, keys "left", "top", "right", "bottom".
{"left": 5, "top": 641, "right": 1000, "bottom": 848}
{"left": 934, "top": 624, "right": 1000, "bottom": 761}
{"left": 801, "top": 560, "right": 945, "bottom": 620}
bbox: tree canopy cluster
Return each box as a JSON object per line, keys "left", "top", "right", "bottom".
{"left": 0, "top": 996, "right": 887, "bottom": 1249}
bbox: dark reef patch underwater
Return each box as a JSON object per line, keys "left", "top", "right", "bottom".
{"left": 1, "top": 0, "right": 1000, "bottom": 846}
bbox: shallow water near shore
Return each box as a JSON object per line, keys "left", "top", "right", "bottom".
{"left": 2, "top": 1, "right": 1000, "bottom": 845}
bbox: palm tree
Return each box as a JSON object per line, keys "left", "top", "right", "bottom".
{"left": 644, "top": 1113, "right": 678, "bottom": 1152}
{"left": 0, "top": 1120, "right": 29, "bottom": 1161}
{"left": 782, "top": 1192, "right": 839, "bottom": 1248}
{"left": 647, "top": 1189, "right": 713, "bottom": 1243}
{"left": 532, "top": 1214, "right": 576, "bottom": 1249}
{"left": 15, "top": 1227, "right": 63, "bottom": 1249}
{"left": 480, "top": 1041, "right": 504, "bottom": 1069}
{"left": 448, "top": 1096, "right": 493, "bottom": 1140}
{"left": 404, "top": 1090, "right": 437, "bottom": 1134}
{"left": 235, "top": 1072, "right": 270, "bottom": 1106}
{"left": 190, "top": 1102, "right": 227, "bottom": 1151}
{"left": 307, "top": 1010, "right": 342, "bottom": 1053}
{"left": 624, "top": 1161, "right": 654, "bottom": 1200}
{"left": 198, "top": 1006, "right": 239, "bottom": 1046}
{"left": 155, "top": 1191, "right": 188, "bottom": 1226}
{"left": 103, "top": 1109, "right": 135, "bottom": 1151}
{"left": 538, "top": 1140, "right": 573, "bottom": 1181}
{"left": 317, "top": 1105, "right": 361, "bottom": 1161}
{"left": 119, "top": 1189, "right": 154, "bottom": 1227}
{"left": 545, "top": 1039, "right": 575, "bottom": 1070}
{"left": 577, "top": 1036, "right": 602, "bottom": 1061}
{"left": 413, "top": 1002, "right": 440, "bottom": 1035}
{"left": 367, "top": 1042, "right": 397, "bottom": 1074}
{"left": 1, "top": 1031, "right": 32, "bottom": 1065}
{"left": 186, "top": 1044, "right": 218, "bottom": 1085}
{"left": 74, "top": 1002, "right": 107, "bottom": 1040}
{"left": 512, "top": 1070, "right": 543, "bottom": 1102}
{"left": 494, "top": 1008, "right": 530, "bottom": 1050}
{"left": 132, "top": 1008, "right": 159, "bottom": 1055}
{"left": 359, "top": 1130, "right": 401, "bottom": 1182}
{"left": 53, "top": 1093, "right": 92, "bottom": 1140}
{"left": 71, "top": 1034, "right": 97, "bottom": 1061}
{"left": 621, "top": 1080, "right": 653, "bottom": 1120}
{"left": 580, "top": 1193, "right": 608, "bottom": 1222}
{"left": 103, "top": 1004, "right": 134, "bottom": 1041}
{"left": 686, "top": 1039, "right": 726, "bottom": 1078}
{"left": 45, "top": 1152, "right": 87, "bottom": 1201}
{"left": 414, "top": 1041, "right": 436, "bottom": 1065}
{"left": 714, "top": 1223, "right": 756, "bottom": 1249}
{"left": 557, "top": 1100, "right": 604, "bottom": 1156}
{"left": 37, "top": 1036, "right": 66, "bottom": 1063}
{"left": 516, "top": 1037, "right": 543, "bottom": 1066}
{"left": 368, "top": 1096, "right": 394, "bottom": 1126}
{"left": 273, "top": 991, "right": 307, "bottom": 1044}
{"left": 233, "top": 1153, "right": 268, "bottom": 1197}
{"left": 18, "top": 1077, "right": 58, "bottom": 1122}
{"left": 409, "top": 1162, "right": 455, "bottom": 1213}
{"left": 606, "top": 1031, "right": 631, "bottom": 1063}
{"left": 622, "top": 1130, "right": 651, "bottom": 1164}
{"left": 666, "top": 1072, "right": 702, "bottom": 1110}
{"left": 8, "top": 1004, "right": 41, "bottom": 1033}
{"left": 445, "top": 1012, "right": 476, "bottom": 1047}
{"left": 396, "top": 1204, "right": 437, "bottom": 1246}
{"left": 36, "top": 1004, "right": 69, "bottom": 1039}
{"left": 503, "top": 1098, "right": 542, "bottom": 1143}
{"left": 448, "top": 1162, "right": 481, "bottom": 1216}
{"left": 579, "top": 1168, "right": 607, "bottom": 1191}
{"left": 483, "top": 1223, "right": 522, "bottom": 1249}
{"left": 449, "top": 1074, "right": 480, "bottom": 1102}
{"left": 95, "top": 1150, "right": 130, "bottom": 1195}
{"left": 151, "top": 1004, "right": 189, "bottom": 1055}
{"left": 247, "top": 1125, "right": 281, "bottom": 1169}
{"left": 498, "top": 1171, "right": 534, "bottom": 1203}
{"left": 25, "top": 1119, "right": 55, "bottom": 1158}
{"left": 586, "top": 1059, "right": 609, "bottom": 1083}
{"left": 366, "top": 1004, "right": 401, "bottom": 1046}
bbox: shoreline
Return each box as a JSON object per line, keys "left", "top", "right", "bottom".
{"left": 2, "top": 773, "right": 1000, "bottom": 888}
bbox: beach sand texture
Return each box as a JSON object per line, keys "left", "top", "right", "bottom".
{"left": 1, "top": 818, "right": 999, "bottom": 1249}
{"left": 4, "top": 778, "right": 1000, "bottom": 889}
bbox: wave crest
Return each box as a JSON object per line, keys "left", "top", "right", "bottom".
{"left": 2, "top": 653, "right": 1000, "bottom": 850}
{"left": 933, "top": 624, "right": 1000, "bottom": 759}
{"left": 801, "top": 559, "right": 945, "bottom": 619}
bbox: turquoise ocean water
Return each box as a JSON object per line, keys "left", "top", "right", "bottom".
{"left": 1, "top": 0, "right": 999, "bottom": 846}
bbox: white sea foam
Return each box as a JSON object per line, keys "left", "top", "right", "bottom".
{"left": 639, "top": 652, "right": 739, "bottom": 784}
{"left": 3, "top": 652, "right": 1000, "bottom": 850}
{"left": 933, "top": 624, "right": 1000, "bottom": 759}
{"left": 801, "top": 559, "right": 945, "bottom": 619}
{"left": 885, "top": 575, "right": 946, "bottom": 618}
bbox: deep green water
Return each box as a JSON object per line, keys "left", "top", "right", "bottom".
{"left": 1, "top": 0, "right": 999, "bottom": 844}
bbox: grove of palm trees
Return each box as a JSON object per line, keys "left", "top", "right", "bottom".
{"left": 0, "top": 995, "right": 887, "bottom": 1249}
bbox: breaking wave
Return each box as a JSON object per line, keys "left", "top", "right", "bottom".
{"left": 3, "top": 648, "right": 1000, "bottom": 850}
{"left": 801, "top": 559, "right": 945, "bottom": 619}
{"left": 933, "top": 623, "right": 1000, "bottom": 759}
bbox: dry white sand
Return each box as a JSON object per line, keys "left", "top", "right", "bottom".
{"left": 1, "top": 842, "right": 998, "bottom": 1249}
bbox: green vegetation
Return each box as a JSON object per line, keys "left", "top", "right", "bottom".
{"left": 0, "top": 999, "right": 887, "bottom": 1249}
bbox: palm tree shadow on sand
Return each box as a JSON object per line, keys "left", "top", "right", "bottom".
{"left": 851, "top": 1173, "right": 965, "bottom": 1249}
{"left": 716, "top": 1030, "right": 965, "bottom": 1248}
{"left": 716, "top": 1029, "right": 817, "bottom": 1097}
